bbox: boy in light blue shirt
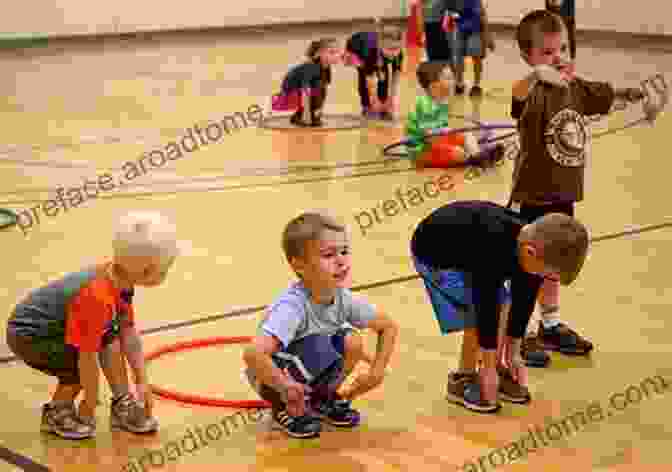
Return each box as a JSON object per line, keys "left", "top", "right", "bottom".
{"left": 243, "top": 212, "right": 398, "bottom": 439}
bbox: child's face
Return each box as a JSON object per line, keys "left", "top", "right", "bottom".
{"left": 518, "top": 240, "right": 560, "bottom": 281}
{"left": 429, "top": 69, "right": 455, "bottom": 101}
{"left": 292, "top": 230, "right": 352, "bottom": 291}
{"left": 526, "top": 31, "right": 574, "bottom": 79}
{"left": 318, "top": 46, "right": 343, "bottom": 66}
{"left": 120, "top": 255, "right": 176, "bottom": 287}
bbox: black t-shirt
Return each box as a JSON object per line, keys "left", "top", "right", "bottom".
{"left": 281, "top": 61, "right": 331, "bottom": 93}
{"left": 411, "top": 200, "right": 541, "bottom": 348}
{"left": 346, "top": 32, "right": 404, "bottom": 77}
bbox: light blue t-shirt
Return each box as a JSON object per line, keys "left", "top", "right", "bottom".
{"left": 259, "top": 282, "right": 377, "bottom": 349}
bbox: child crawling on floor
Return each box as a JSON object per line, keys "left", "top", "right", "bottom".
{"left": 405, "top": 61, "right": 505, "bottom": 169}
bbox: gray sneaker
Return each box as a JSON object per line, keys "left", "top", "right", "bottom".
{"left": 110, "top": 394, "right": 158, "bottom": 434}
{"left": 41, "top": 402, "right": 96, "bottom": 440}
{"left": 446, "top": 371, "right": 500, "bottom": 413}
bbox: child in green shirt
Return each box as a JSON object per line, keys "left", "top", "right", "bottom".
{"left": 405, "top": 61, "right": 504, "bottom": 168}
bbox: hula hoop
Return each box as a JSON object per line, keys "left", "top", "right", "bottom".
{"left": 145, "top": 336, "right": 270, "bottom": 409}
{"left": 0, "top": 208, "right": 18, "bottom": 230}
{"left": 382, "top": 122, "right": 518, "bottom": 158}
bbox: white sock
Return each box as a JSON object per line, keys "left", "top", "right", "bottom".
{"left": 540, "top": 305, "right": 562, "bottom": 329}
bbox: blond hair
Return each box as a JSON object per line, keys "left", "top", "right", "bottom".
{"left": 525, "top": 213, "right": 589, "bottom": 284}
{"left": 281, "top": 212, "right": 345, "bottom": 262}
{"left": 113, "top": 211, "right": 178, "bottom": 266}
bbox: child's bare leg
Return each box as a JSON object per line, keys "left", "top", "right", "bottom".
{"left": 52, "top": 383, "right": 82, "bottom": 403}
{"left": 459, "top": 328, "right": 479, "bottom": 373}
{"left": 497, "top": 302, "right": 511, "bottom": 367}
{"left": 473, "top": 57, "right": 483, "bottom": 87}
{"left": 99, "top": 339, "right": 131, "bottom": 399}
{"left": 538, "top": 278, "right": 561, "bottom": 327}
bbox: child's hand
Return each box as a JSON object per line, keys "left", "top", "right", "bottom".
{"left": 530, "top": 64, "right": 569, "bottom": 88}
{"left": 281, "top": 379, "right": 312, "bottom": 417}
{"left": 479, "top": 366, "right": 499, "bottom": 405}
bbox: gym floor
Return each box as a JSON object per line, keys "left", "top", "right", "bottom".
{"left": 0, "top": 22, "right": 670, "bottom": 472}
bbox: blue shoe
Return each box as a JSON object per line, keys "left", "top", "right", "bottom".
{"left": 313, "top": 397, "right": 361, "bottom": 427}
{"left": 272, "top": 408, "right": 321, "bottom": 438}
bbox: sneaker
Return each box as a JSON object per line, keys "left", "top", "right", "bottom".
{"left": 455, "top": 84, "right": 466, "bottom": 95}
{"left": 313, "top": 397, "right": 361, "bottom": 427}
{"left": 469, "top": 86, "right": 483, "bottom": 97}
{"left": 445, "top": 371, "right": 500, "bottom": 413}
{"left": 363, "top": 110, "right": 381, "bottom": 120}
{"left": 522, "top": 335, "right": 551, "bottom": 367}
{"left": 110, "top": 394, "right": 158, "bottom": 434}
{"left": 380, "top": 112, "right": 395, "bottom": 121}
{"left": 272, "top": 408, "right": 322, "bottom": 438}
{"left": 290, "top": 112, "right": 310, "bottom": 127}
{"left": 497, "top": 367, "right": 531, "bottom": 404}
{"left": 537, "top": 322, "right": 594, "bottom": 355}
{"left": 41, "top": 402, "right": 95, "bottom": 440}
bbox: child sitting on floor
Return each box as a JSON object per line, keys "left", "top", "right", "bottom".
{"left": 5, "top": 212, "right": 179, "bottom": 439}
{"left": 344, "top": 21, "right": 404, "bottom": 120}
{"left": 405, "top": 61, "right": 505, "bottom": 169}
{"left": 243, "top": 212, "right": 398, "bottom": 439}
{"left": 271, "top": 38, "right": 343, "bottom": 127}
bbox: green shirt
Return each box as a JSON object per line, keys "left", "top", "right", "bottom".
{"left": 405, "top": 94, "right": 451, "bottom": 156}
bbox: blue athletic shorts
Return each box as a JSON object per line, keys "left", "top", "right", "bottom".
{"left": 446, "top": 31, "right": 482, "bottom": 65}
{"left": 412, "top": 255, "right": 511, "bottom": 334}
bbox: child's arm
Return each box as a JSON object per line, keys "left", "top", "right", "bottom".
{"left": 480, "top": 0, "right": 495, "bottom": 52}
{"left": 243, "top": 334, "right": 310, "bottom": 416}
{"left": 343, "top": 310, "right": 398, "bottom": 399}
{"left": 119, "top": 323, "right": 153, "bottom": 413}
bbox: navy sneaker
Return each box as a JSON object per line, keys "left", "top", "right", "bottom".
{"left": 313, "top": 397, "right": 361, "bottom": 427}
{"left": 272, "top": 408, "right": 321, "bottom": 438}
{"left": 537, "top": 321, "right": 594, "bottom": 355}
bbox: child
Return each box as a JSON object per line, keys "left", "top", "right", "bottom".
{"left": 5, "top": 212, "right": 178, "bottom": 439}
{"left": 405, "top": 61, "right": 505, "bottom": 169}
{"left": 510, "top": 10, "right": 644, "bottom": 365}
{"left": 344, "top": 22, "right": 404, "bottom": 120}
{"left": 546, "top": 0, "right": 576, "bottom": 60}
{"left": 410, "top": 200, "right": 590, "bottom": 411}
{"left": 271, "top": 38, "right": 343, "bottom": 127}
{"left": 243, "top": 212, "right": 398, "bottom": 438}
{"left": 416, "top": 0, "right": 454, "bottom": 64}
{"left": 446, "top": 0, "right": 496, "bottom": 96}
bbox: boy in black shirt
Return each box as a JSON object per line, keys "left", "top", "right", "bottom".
{"left": 410, "top": 200, "right": 589, "bottom": 412}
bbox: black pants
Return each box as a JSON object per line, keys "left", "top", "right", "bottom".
{"left": 424, "top": 21, "right": 455, "bottom": 64}
{"left": 504, "top": 201, "right": 576, "bottom": 338}
{"left": 356, "top": 69, "right": 391, "bottom": 111}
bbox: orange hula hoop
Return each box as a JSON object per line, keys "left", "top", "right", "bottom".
{"left": 145, "top": 336, "right": 270, "bottom": 409}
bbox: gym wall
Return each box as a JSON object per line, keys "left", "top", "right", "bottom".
{"left": 0, "top": 0, "right": 669, "bottom": 41}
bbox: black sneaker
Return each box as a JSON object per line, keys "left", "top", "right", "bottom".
{"left": 469, "top": 86, "right": 483, "bottom": 97}
{"left": 538, "top": 321, "right": 594, "bottom": 355}
{"left": 455, "top": 84, "right": 466, "bottom": 95}
{"left": 522, "top": 335, "right": 551, "bottom": 368}
{"left": 272, "top": 409, "right": 321, "bottom": 438}
{"left": 290, "top": 112, "right": 310, "bottom": 127}
{"left": 313, "top": 397, "right": 361, "bottom": 427}
{"left": 380, "top": 112, "right": 394, "bottom": 121}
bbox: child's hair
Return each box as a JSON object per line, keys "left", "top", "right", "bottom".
{"left": 525, "top": 213, "right": 589, "bottom": 283}
{"left": 416, "top": 61, "right": 451, "bottom": 92}
{"left": 113, "top": 211, "right": 178, "bottom": 265}
{"left": 306, "top": 38, "right": 339, "bottom": 60}
{"left": 282, "top": 212, "right": 346, "bottom": 262}
{"left": 515, "top": 10, "right": 566, "bottom": 56}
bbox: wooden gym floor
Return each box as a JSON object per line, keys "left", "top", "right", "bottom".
{"left": 0, "top": 22, "right": 671, "bottom": 472}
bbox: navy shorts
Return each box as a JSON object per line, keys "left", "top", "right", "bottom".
{"left": 412, "top": 255, "right": 511, "bottom": 334}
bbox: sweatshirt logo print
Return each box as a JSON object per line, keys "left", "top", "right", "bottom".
{"left": 544, "top": 108, "right": 589, "bottom": 167}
